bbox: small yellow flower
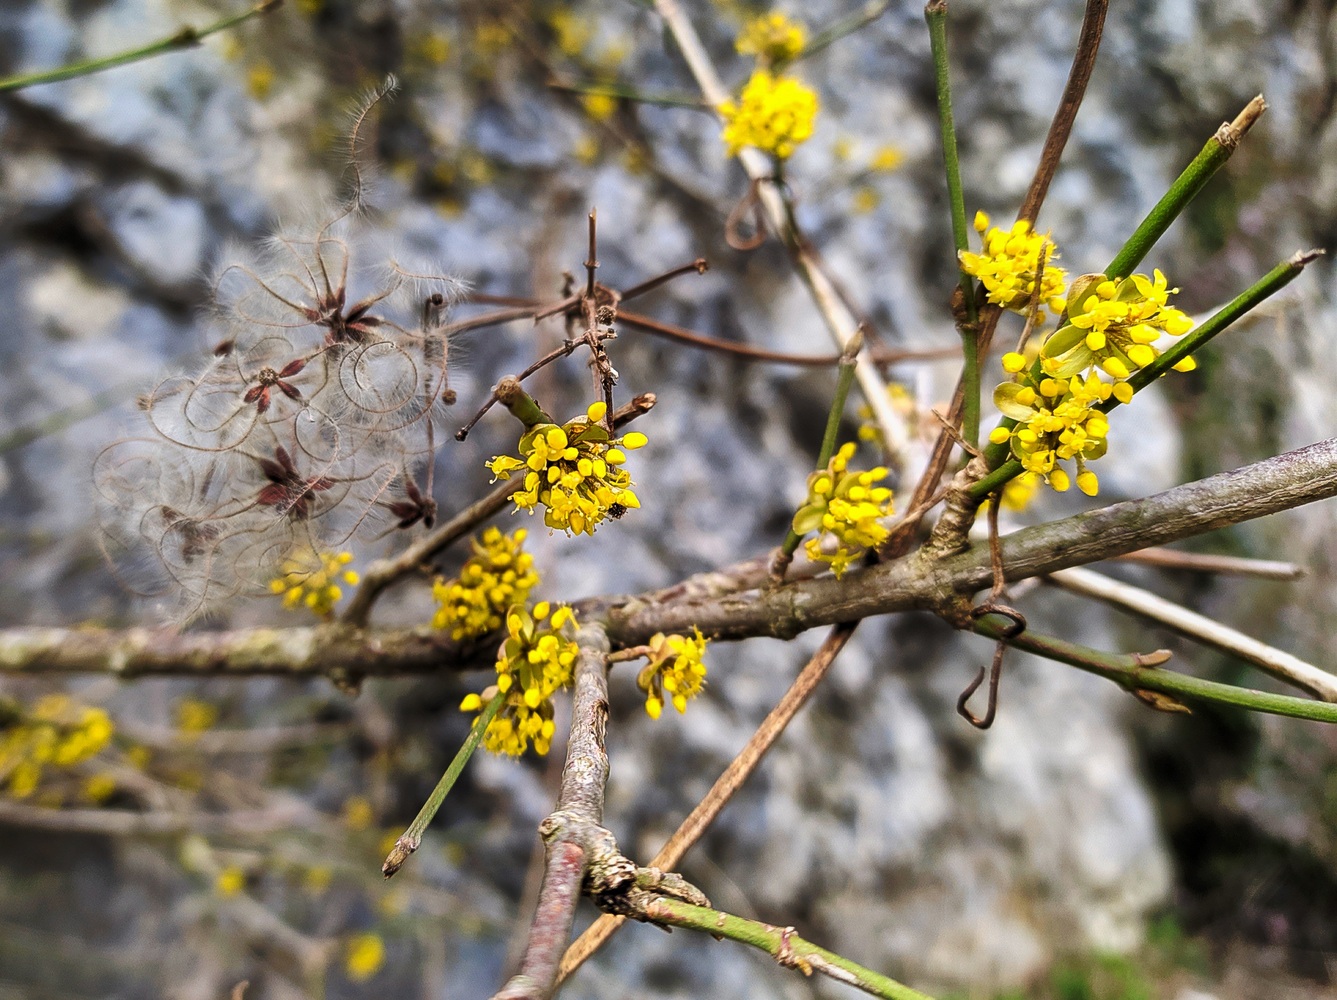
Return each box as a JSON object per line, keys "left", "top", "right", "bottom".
{"left": 636, "top": 629, "right": 709, "bottom": 719}
{"left": 1000, "top": 471, "right": 1042, "bottom": 511}
{"left": 581, "top": 93, "right": 618, "bottom": 121}
{"left": 342, "top": 795, "right": 375, "bottom": 831}
{"left": 547, "top": 8, "right": 591, "bottom": 57}
{"left": 433, "top": 528, "right": 540, "bottom": 641}
{"left": 81, "top": 773, "right": 117, "bottom": 803}
{"left": 991, "top": 372, "right": 1116, "bottom": 495}
{"left": 473, "top": 21, "right": 511, "bottom": 56}
{"left": 7, "top": 761, "right": 40, "bottom": 798}
{"left": 412, "top": 31, "right": 451, "bottom": 65}
{"left": 268, "top": 549, "right": 360, "bottom": 618}
{"left": 304, "top": 866, "right": 333, "bottom": 894}
{"left": 215, "top": 866, "right": 246, "bottom": 898}
{"left": 791, "top": 443, "right": 895, "bottom": 577}
{"left": 487, "top": 402, "right": 644, "bottom": 536}
{"left": 870, "top": 145, "right": 905, "bottom": 172}
{"left": 461, "top": 603, "right": 579, "bottom": 757}
{"left": 176, "top": 698, "right": 218, "bottom": 737}
{"left": 735, "top": 12, "right": 805, "bottom": 64}
{"left": 720, "top": 70, "right": 819, "bottom": 160}
{"left": 573, "top": 134, "right": 600, "bottom": 165}
{"left": 851, "top": 186, "right": 879, "bottom": 215}
{"left": 247, "top": 63, "right": 276, "bottom": 99}
{"left": 344, "top": 932, "right": 386, "bottom": 982}
{"left": 1040, "top": 269, "right": 1195, "bottom": 379}
{"left": 959, "top": 212, "right": 1067, "bottom": 320}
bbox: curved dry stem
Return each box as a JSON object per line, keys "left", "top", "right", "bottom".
{"left": 1048, "top": 566, "right": 1337, "bottom": 701}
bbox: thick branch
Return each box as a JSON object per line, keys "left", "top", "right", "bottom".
{"left": 602, "top": 437, "right": 1337, "bottom": 645}
{"left": 559, "top": 622, "right": 857, "bottom": 980}
{"left": 491, "top": 626, "right": 611, "bottom": 1000}
{"left": 6, "top": 439, "right": 1337, "bottom": 678}
{"left": 0, "top": 799, "right": 316, "bottom": 836}
{"left": 0, "top": 624, "right": 467, "bottom": 679}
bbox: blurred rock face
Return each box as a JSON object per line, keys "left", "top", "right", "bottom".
{"left": 0, "top": 0, "right": 1334, "bottom": 997}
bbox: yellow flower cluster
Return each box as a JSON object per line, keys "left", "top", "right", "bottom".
{"left": 990, "top": 373, "right": 1120, "bottom": 495}
{"left": 959, "top": 211, "right": 1068, "bottom": 320}
{"left": 791, "top": 442, "right": 894, "bottom": 577}
{"left": 736, "top": 12, "right": 805, "bottom": 64}
{"left": 1039, "top": 270, "right": 1197, "bottom": 379}
{"left": 460, "top": 602, "right": 579, "bottom": 757}
{"left": 720, "top": 70, "right": 819, "bottom": 160}
{"left": 487, "top": 402, "right": 645, "bottom": 536}
{"left": 268, "top": 549, "right": 360, "bottom": 616}
{"left": 1, "top": 695, "right": 114, "bottom": 800}
{"left": 636, "top": 629, "right": 709, "bottom": 719}
{"left": 971, "top": 205, "right": 1199, "bottom": 497}
{"left": 432, "top": 527, "right": 540, "bottom": 641}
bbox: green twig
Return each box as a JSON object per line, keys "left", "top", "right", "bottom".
{"left": 970, "top": 245, "right": 1320, "bottom": 502}
{"left": 1104, "top": 96, "right": 1265, "bottom": 279}
{"left": 382, "top": 689, "right": 504, "bottom": 878}
{"left": 925, "top": 0, "right": 980, "bottom": 449}
{"left": 972, "top": 614, "right": 1337, "bottom": 724}
{"left": 545, "top": 79, "right": 709, "bottom": 110}
{"left": 494, "top": 376, "right": 552, "bottom": 428}
{"left": 640, "top": 895, "right": 937, "bottom": 1000}
{"left": 0, "top": 1, "right": 282, "bottom": 93}
{"left": 781, "top": 331, "right": 863, "bottom": 557}
{"left": 794, "top": 0, "right": 893, "bottom": 63}
{"left": 976, "top": 96, "right": 1268, "bottom": 477}
{"left": 1107, "top": 248, "right": 1324, "bottom": 405}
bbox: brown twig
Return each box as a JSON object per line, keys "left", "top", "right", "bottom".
{"left": 0, "top": 798, "right": 318, "bottom": 836}
{"left": 903, "top": 0, "right": 1108, "bottom": 534}
{"left": 456, "top": 332, "right": 616, "bottom": 442}
{"left": 558, "top": 621, "right": 857, "bottom": 982}
{"left": 1112, "top": 547, "right": 1305, "bottom": 579}
{"left": 443, "top": 305, "right": 545, "bottom": 336}
{"left": 651, "top": 0, "right": 909, "bottom": 458}
{"left": 619, "top": 258, "right": 709, "bottom": 301}
{"left": 1016, "top": 0, "right": 1109, "bottom": 224}
{"left": 621, "top": 308, "right": 958, "bottom": 368}
{"left": 956, "top": 497, "right": 1026, "bottom": 728}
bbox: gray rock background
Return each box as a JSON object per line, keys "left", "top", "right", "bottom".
{"left": 0, "top": 0, "right": 1335, "bottom": 998}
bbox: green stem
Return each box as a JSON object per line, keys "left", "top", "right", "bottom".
{"left": 641, "top": 895, "right": 937, "bottom": 1000}
{"left": 0, "top": 1, "right": 282, "bottom": 93}
{"left": 781, "top": 334, "right": 862, "bottom": 557}
{"left": 968, "top": 458, "right": 1022, "bottom": 500}
{"left": 1104, "top": 96, "right": 1264, "bottom": 279}
{"left": 1104, "top": 249, "right": 1322, "bottom": 408}
{"left": 973, "top": 615, "right": 1337, "bottom": 724}
{"left": 925, "top": 0, "right": 980, "bottom": 449}
{"left": 793, "top": 0, "right": 893, "bottom": 64}
{"left": 381, "top": 690, "right": 504, "bottom": 877}
{"left": 494, "top": 376, "right": 552, "bottom": 428}
{"left": 971, "top": 230, "right": 1315, "bottom": 503}
{"left": 547, "top": 79, "right": 709, "bottom": 110}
